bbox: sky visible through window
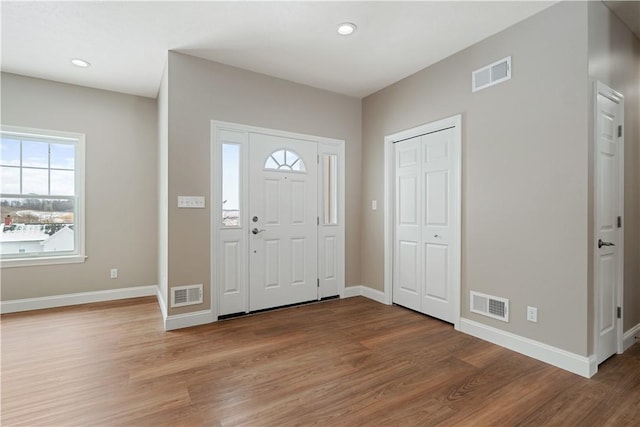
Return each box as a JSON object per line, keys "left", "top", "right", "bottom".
{"left": 0, "top": 137, "right": 75, "bottom": 196}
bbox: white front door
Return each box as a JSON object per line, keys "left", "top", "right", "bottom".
{"left": 393, "top": 121, "right": 460, "bottom": 323}
{"left": 595, "top": 82, "right": 624, "bottom": 364}
{"left": 248, "top": 133, "right": 318, "bottom": 311}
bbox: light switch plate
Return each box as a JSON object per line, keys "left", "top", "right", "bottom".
{"left": 178, "top": 196, "right": 205, "bottom": 208}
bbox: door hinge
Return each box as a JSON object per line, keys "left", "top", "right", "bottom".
{"left": 317, "top": 278, "right": 320, "bottom": 288}
{"left": 617, "top": 216, "right": 622, "bottom": 228}
{"left": 317, "top": 154, "right": 320, "bottom": 164}
{"left": 617, "top": 306, "right": 622, "bottom": 319}
{"left": 618, "top": 125, "right": 622, "bottom": 138}
{"left": 317, "top": 216, "right": 320, "bottom": 226}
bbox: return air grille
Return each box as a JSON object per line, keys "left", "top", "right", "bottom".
{"left": 171, "top": 284, "right": 203, "bottom": 307}
{"left": 472, "top": 56, "right": 511, "bottom": 92}
{"left": 470, "top": 291, "right": 509, "bottom": 322}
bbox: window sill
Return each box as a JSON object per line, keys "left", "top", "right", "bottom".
{"left": 0, "top": 254, "right": 86, "bottom": 268}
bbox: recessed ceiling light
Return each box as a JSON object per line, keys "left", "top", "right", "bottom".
{"left": 337, "top": 22, "right": 357, "bottom": 36}
{"left": 71, "top": 58, "right": 91, "bottom": 68}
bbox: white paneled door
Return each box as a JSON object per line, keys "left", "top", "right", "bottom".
{"left": 248, "top": 133, "right": 318, "bottom": 311}
{"left": 393, "top": 122, "right": 460, "bottom": 323}
{"left": 595, "top": 82, "right": 624, "bottom": 365}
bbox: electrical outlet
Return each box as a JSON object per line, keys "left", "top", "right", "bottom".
{"left": 527, "top": 306, "right": 538, "bottom": 323}
{"left": 110, "top": 268, "right": 118, "bottom": 279}
{"left": 372, "top": 200, "right": 377, "bottom": 211}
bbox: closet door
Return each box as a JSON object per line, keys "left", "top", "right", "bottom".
{"left": 393, "top": 126, "right": 458, "bottom": 323}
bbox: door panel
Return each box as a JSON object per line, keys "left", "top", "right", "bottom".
{"left": 424, "top": 243, "right": 448, "bottom": 300}
{"left": 249, "top": 133, "right": 318, "bottom": 311}
{"left": 425, "top": 170, "right": 448, "bottom": 226}
{"left": 222, "top": 240, "right": 241, "bottom": 294}
{"left": 399, "top": 175, "right": 418, "bottom": 225}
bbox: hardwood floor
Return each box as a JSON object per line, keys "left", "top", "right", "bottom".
{"left": 1, "top": 296, "right": 639, "bottom": 426}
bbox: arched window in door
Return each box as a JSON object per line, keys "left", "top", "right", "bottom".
{"left": 264, "top": 149, "right": 306, "bottom": 172}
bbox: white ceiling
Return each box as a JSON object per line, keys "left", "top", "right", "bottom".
{"left": 1, "top": 1, "right": 557, "bottom": 99}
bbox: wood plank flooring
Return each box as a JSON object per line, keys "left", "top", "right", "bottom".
{"left": 1, "top": 296, "right": 639, "bottom": 426}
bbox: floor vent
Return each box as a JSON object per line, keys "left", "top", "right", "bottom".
{"left": 472, "top": 56, "right": 511, "bottom": 92}
{"left": 171, "top": 284, "right": 203, "bottom": 308}
{"left": 470, "top": 291, "right": 509, "bottom": 322}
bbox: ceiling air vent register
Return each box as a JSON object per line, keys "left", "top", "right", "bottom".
{"left": 470, "top": 291, "right": 509, "bottom": 322}
{"left": 472, "top": 56, "right": 511, "bottom": 92}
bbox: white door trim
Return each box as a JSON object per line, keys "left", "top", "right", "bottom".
{"left": 211, "top": 121, "right": 345, "bottom": 319}
{"left": 383, "top": 115, "right": 462, "bottom": 329}
{"left": 593, "top": 81, "right": 625, "bottom": 359}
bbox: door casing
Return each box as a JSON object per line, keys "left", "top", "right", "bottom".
{"left": 383, "top": 114, "right": 462, "bottom": 329}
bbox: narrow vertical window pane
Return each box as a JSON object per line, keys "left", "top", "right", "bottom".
{"left": 323, "top": 154, "right": 338, "bottom": 225}
{"left": 22, "top": 141, "right": 49, "bottom": 167}
{"left": 222, "top": 143, "right": 240, "bottom": 227}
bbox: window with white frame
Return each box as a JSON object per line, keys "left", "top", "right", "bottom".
{"left": 0, "top": 126, "right": 85, "bottom": 265}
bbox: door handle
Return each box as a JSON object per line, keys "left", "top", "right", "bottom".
{"left": 252, "top": 228, "right": 266, "bottom": 235}
{"left": 598, "top": 238, "right": 615, "bottom": 248}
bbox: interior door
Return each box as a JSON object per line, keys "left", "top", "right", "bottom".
{"left": 595, "top": 83, "right": 623, "bottom": 364}
{"left": 249, "top": 133, "right": 318, "bottom": 311}
{"left": 393, "top": 125, "right": 458, "bottom": 323}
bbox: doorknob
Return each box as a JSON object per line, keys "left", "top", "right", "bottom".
{"left": 598, "top": 238, "right": 615, "bottom": 248}
{"left": 252, "top": 228, "right": 266, "bottom": 235}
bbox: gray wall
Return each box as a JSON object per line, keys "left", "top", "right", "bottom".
{"left": 588, "top": 1, "right": 640, "bottom": 334}
{"left": 165, "top": 52, "right": 362, "bottom": 315}
{"left": 0, "top": 73, "right": 158, "bottom": 300}
{"left": 361, "top": 2, "right": 591, "bottom": 355}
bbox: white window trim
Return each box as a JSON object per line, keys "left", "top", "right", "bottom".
{"left": 0, "top": 125, "right": 86, "bottom": 268}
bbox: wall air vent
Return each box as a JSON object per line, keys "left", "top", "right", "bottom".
{"left": 472, "top": 56, "right": 511, "bottom": 92}
{"left": 171, "top": 284, "right": 203, "bottom": 307}
{"left": 470, "top": 291, "right": 509, "bottom": 322}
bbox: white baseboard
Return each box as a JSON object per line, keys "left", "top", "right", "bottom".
{"left": 459, "top": 317, "right": 597, "bottom": 378}
{"left": 361, "top": 286, "right": 387, "bottom": 304}
{"left": 0, "top": 285, "right": 158, "bottom": 314}
{"left": 156, "top": 286, "right": 168, "bottom": 323}
{"left": 623, "top": 323, "right": 640, "bottom": 351}
{"left": 343, "top": 285, "right": 387, "bottom": 305}
{"left": 165, "top": 309, "right": 215, "bottom": 331}
{"left": 344, "top": 286, "right": 361, "bottom": 298}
